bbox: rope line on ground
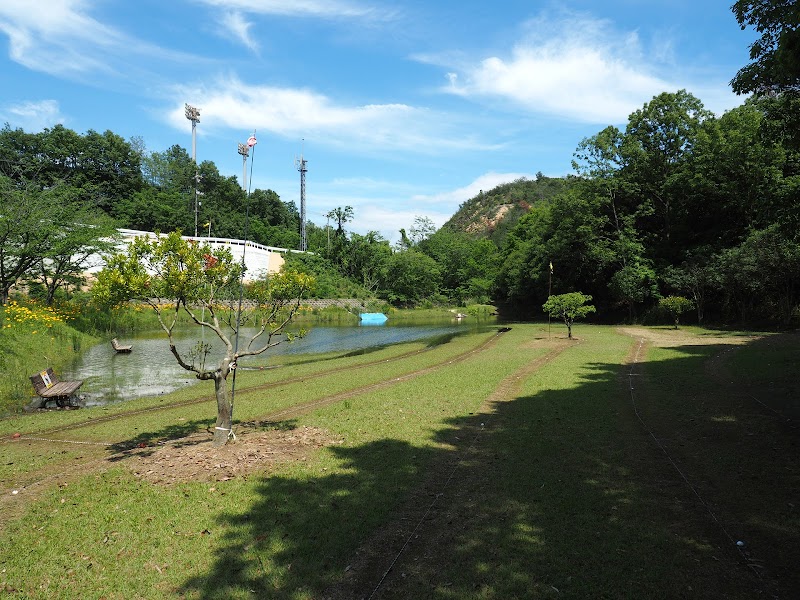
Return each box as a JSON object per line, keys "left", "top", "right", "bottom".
{"left": 16, "top": 436, "right": 114, "bottom": 447}
{"left": 367, "top": 424, "right": 485, "bottom": 600}
{"left": 627, "top": 337, "right": 760, "bottom": 577}
{"left": 366, "top": 330, "right": 541, "bottom": 599}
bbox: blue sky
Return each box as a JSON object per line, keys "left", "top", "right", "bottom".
{"left": 0, "top": 1, "right": 757, "bottom": 243}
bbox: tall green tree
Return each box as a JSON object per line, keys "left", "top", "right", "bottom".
{"left": 28, "top": 206, "right": 119, "bottom": 305}
{"left": 420, "top": 229, "right": 500, "bottom": 303}
{"left": 731, "top": 1, "right": 800, "bottom": 155}
{"left": 731, "top": 0, "right": 800, "bottom": 95}
{"left": 0, "top": 177, "right": 111, "bottom": 305}
{"left": 344, "top": 231, "right": 391, "bottom": 292}
{"left": 381, "top": 249, "right": 440, "bottom": 305}
{"left": 619, "top": 90, "right": 713, "bottom": 259}
{"left": 715, "top": 225, "right": 800, "bottom": 324}
{"left": 609, "top": 262, "right": 659, "bottom": 323}
{"left": 0, "top": 125, "right": 143, "bottom": 210}
{"left": 327, "top": 206, "right": 354, "bottom": 237}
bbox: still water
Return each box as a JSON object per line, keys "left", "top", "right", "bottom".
{"left": 64, "top": 318, "right": 489, "bottom": 407}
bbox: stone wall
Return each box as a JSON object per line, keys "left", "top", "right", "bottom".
{"left": 300, "top": 298, "right": 368, "bottom": 311}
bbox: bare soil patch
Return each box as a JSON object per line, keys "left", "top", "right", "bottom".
{"left": 128, "top": 426, "right": 342, "bottom": 485}
{"left": 617, "top": 326, "right": 759, "bottom": 347}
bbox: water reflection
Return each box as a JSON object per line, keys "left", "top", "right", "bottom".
{"left": 65, "top": 319, "right": 489, "bottom": 406}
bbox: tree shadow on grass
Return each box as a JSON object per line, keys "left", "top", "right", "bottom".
{"left": 179, "top": 436, "right": 440, "bottom": 599}
{"left": 177, "top": 339, "right": 798, "bottom": 599}
{"left": 107, "top": 419, "right": 211, "bottom": 456}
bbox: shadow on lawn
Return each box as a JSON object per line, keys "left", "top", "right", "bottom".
{"left": 177, "top": 336, "right": 797, "bottom": 599}
{"left": 107, "top": 419, "right": 210, "bottom": 456}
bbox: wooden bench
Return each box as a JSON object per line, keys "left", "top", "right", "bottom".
{"left": 29, "top": 368, "right": 84, "bottom": 408}
{"left": 111, "top": 338, "right": 132, "bottom": 353}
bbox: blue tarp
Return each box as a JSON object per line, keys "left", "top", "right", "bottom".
{"left": 359, "top": 312, "right": 388, "bottom": 325}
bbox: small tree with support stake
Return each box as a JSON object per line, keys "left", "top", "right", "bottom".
{"left": 92, "top": 231, "right": 314, "bottom": 446}
{"left": 542, "top": 292, "right": 596, "bottom": 339}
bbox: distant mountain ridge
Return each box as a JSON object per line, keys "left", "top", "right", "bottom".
{"left": 441, "top": 175, "right": 573, "bottom": 244}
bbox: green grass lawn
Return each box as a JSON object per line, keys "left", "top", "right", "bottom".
{"left": 1, "top": 325, "right": 797, "bottom": 599}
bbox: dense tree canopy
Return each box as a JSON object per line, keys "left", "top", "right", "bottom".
{"left": 495, "top": 83, "right": 800, "bottom": 326}
{"left": 731, "top": 0, "right": 800, "bottom": 95}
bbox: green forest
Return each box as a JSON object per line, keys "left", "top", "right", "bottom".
{"left": 1, "top": 1, "right": 798, "bottom": 326}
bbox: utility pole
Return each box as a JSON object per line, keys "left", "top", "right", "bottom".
{"left": 548, "top": 260, "right": 553, "bottom": 338}
{"left": 324, "top": 212, "right": 331, "bottom": 253}
{"left": 295, "top": 147, "right": 308, "bottom": 251}
{"left": 184, "top": 103, "right": 201, "bottom": 236}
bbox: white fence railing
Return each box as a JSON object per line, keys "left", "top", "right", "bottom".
{"left": 89, "top": 229, "right": 302, "bottom": 279}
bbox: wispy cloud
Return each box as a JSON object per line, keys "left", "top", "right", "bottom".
{"left": 193, "top": 0, "right": 389, "bottom": 20}
{"left": 0, "top": 0, "right": 119, "bottom": 76}
{"left": 411, "top": 172, "right": 533, "bottom": 207}
{"left": 0, "top": 0, "right": 208, "bottom": 81}
{"left": 168, "top": 76, "right": 493, "bottom": 154}
{"left": 422, "top": 11, "right": 679, "bottom": 124}
{"left": 320, "top": 172, "right": 534, "bottom": 239}
{"left": 219, "top": 11, "right": 259, "bottom": 52}
{"left": 0, "top": 99, "right": 65, "bottom": 131}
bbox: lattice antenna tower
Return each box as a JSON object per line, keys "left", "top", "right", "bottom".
{"left": 295, "top": 142, "right": 308, "bottom": 252}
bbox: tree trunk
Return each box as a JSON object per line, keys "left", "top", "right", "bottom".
{"left": 212, "top": 372, "right": 232, "bottom": 446}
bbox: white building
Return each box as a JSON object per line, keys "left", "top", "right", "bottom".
{"left": 92, "top": 229, "right": 293, "bottom": 280}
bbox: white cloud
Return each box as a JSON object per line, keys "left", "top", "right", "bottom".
{"left": 193, "top": 0, "right": 385, "bottom": 20}
{"left": 426, "top": 11, "right": 680, "bottom": 124}
{"left": 316, "top": 172, "right": 535, "bottom": 242}
{"left": 168, "top": 76, "right": 493, "bottom": 154}
{"left": 0, "top": 99, "right": 65, "bottom": 131}
{"left": 357, "top": 204, "right": 443, "bottom": 240}
{"left": 411, "top": 172, "right": 533, "bottom": 207}
{"left": 319, "top": 172, "right": 536, "bottom": 242}
{"left": 0, "top": 0, "right": 118, "bottom": 75}
{"left": 220, "top": 11, "right": 259, "bottom": 52}
{"left": 0, "top": 0, "right": 208, "bottom": 80}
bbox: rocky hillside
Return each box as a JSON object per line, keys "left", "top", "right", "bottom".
{"left": 442, "top": 175, "right": 573, "bottom": 244}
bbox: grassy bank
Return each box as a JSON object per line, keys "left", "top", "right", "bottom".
{"left": 0, "top": 301, "right": 96, "bottom": 415}
{"left": 0, "top": 324, "right": 797, "bottom": 598}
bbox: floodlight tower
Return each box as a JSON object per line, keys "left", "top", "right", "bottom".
{"left": 295, "top": 151, "right": 308, "bottom": 252}
{"left": 185, "top": 103, "right": 201, "bottom": 236}
{"left": 237, "top": 142, "right": 249, "bottom": 191}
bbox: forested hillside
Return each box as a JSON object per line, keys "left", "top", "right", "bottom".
{"left": 494, "top": 90, "right": 800, "bottom": 324}
{"left": 441, "top": 175, "right": 573, "bottom": 245}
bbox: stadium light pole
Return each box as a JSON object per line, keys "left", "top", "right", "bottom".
{"left": 185, "top": 103, "right": 201, "bottom": 236}
{"left": 237, "top": 142, "right": 249, "bottom": 191}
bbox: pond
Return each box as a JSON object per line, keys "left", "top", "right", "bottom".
{"left": 64, "top": 316, "right": 495, "bottom": 407}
